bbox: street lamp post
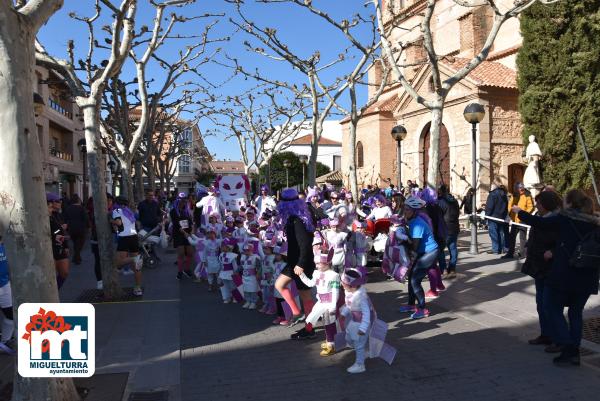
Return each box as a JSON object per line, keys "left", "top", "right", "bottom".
{"left": 463, "top": 102, "right": 486, "bottom": 255}
{"left": 299, "top": 155, "right": 308, "bottom": 190}
{"left": 77, "top": 138, "right": 88, "bottom": 200}
{"left": 390, "top": 125, "right": 408, "bottom": 189}
{"left": 283, "top": 159, "right": 291, "bottom": 188}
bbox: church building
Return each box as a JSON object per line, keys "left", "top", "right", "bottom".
{"left": 341, "top": 0, "right": 527, "bottom": 201}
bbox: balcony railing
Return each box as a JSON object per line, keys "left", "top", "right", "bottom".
{"left": 49, "top": 147, "right": 73, "bottom": 161}
{"left": 48, "top": 98, "right": 73, "bottom": 119}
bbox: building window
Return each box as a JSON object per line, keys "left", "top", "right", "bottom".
{"left": 333, "top": 155, "right": 341, "bottom": 171}
{"left": 179, "top": 155, "right": 191, "bottom": 173}
{"left": 356, "top": 142, "right": 364, "bottom": 168}
{"left": 181, "top": 128, "right": 192, "bottom": 149}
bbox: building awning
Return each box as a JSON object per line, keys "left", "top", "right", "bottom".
{"left": 316, "top": 170, "right": 343, "bottom": 185}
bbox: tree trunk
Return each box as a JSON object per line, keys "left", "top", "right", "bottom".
{"left": 426, "top": 103, "right": 444, "bottom": 188}
{"left": 147, "top": 159, "right": 156, "bottom": 192}
{"left": 348, "top": 120, "right": 359, "bottom": 201}
{"left": 0, "top": 6, "right": 80, "bottom": 401}
{"left": 266, "top": 158, "right": 272, "bottom": 189}
{"left": 119, "top": 159, "right": 135, "bottom": 205}
{"left": 307, "top": 115, "right": 321, "bottom": 187}
{"left": 348, "top": 85, "right": 360, "bottom": 201}
{"left": 133, "top": 158, "right": 144, "bottom": 204}
{"left": 81, "top": 102, "right": 122, "bottom": 300}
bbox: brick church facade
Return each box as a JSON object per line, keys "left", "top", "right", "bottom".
{"left": 341, "top": 0, "right": 526, "bottom": 201}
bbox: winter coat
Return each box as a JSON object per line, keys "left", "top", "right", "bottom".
{"left": 485, "top": 188, "right": 508, "bottom": 219}
{"left": 438, "top": 194, "right": 460, "bottom": 236}
{"left": 518, "top": 209, "right": 600, "bottom": 295}
{"left": 509, "top": 193, "right": 534, "bottom": 223}
{"left": 521, "top": 211, "right": 559, "bottom": 280}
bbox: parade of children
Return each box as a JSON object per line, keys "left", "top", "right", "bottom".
{"left": 168, "top": 182, "right": 486, "bottom": 374}
{"left": 117, "top": 181, "right": 597, "bottom": 375}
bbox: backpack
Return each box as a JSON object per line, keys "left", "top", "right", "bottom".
{"left": 567, "top": 220, "right": 600, "bottom": 271}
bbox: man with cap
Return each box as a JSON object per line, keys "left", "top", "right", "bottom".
{"left": 503, "top": 182, "right": 534, "bottom": 259}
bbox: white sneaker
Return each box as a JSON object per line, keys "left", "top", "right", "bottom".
{"left": 242, "top": 302, "right": 250, "bottom": 308}
{"left": 122, "top": 268, "right": 134, "bottom": 276}
{"left": 223, "top": 299, "right": 232, "bottom": 304}
{"left": 96, "top": 280, "right": 103, "bottom": 290}
{"left": 132, "top": 287, "right": 143, "bottom": 296}
{"left": 346, "top": 363, "right": 366, "bottom": 374}
{"left": 247, "top": 303, "right": 256, "bottom": 310}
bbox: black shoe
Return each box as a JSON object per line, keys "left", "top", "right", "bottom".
{"left": 176, "top": 271, "right": 183, "bottom": 280}
{"left": 290, "top": 327, "right": 316, "bottom": 340}
{"left": 501, "top": 254, "right": 514, "bottom": 259}
{"left": 553, "top": 348, "right": 580, "bottom": 366}
{"left": 545, "top": 344, "right": 563, "bottom": 353}
{"left": 183, "top": 270, "right": 193, "bottom": 278}
{"left": 528, "top": 335, "right": 552, "bottom": 345}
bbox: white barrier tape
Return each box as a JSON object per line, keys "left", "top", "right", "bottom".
{"left": 458, "top": 214, "right": 531, "bottom": 229}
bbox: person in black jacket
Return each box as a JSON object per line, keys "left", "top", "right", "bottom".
{"left": 520, "top": 191, "right": 562, "bottom": 347}
{"left": 63, "top": 194, "right": 88, "bottom": 265}
{"left": 274, "top": 188, "right": 316, "bottom": 338}
{"left": 513, "top": 189, "right": 600, "bottom": 366}
{"left": 485, "top": 185, "right": 509, "bottom": 254}
{"left": 437, "top": 185, "right": 460, "bottom": 277}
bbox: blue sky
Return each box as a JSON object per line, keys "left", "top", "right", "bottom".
{"left": 38, "top": 0, "right": 375, "bottom": 160}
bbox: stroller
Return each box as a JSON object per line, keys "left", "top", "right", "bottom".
{"left": 138, "top": 225, "right": 162, "bottom": 269}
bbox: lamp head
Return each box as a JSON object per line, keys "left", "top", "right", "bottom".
{"left": 391, "top": 125, "right": 407, "bottom": 142}
{"left": 463, "top": 103, "right": 485, "bottom": 124}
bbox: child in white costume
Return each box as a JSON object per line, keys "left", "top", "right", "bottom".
{"left": 239, "top": 243, "right": 261, "bottom": 309}
{"left": 218, "top": 238, "right": 239, "bottom": 303}
{"left": 243, "top": 222, "right": 265, "bottom": 258}
{"left": 325, "top": 218, "right": 348, "bottom": 273}
{"left": 349, "top": 221, "right": 369, "bottom": 279}
{"left": 232, "top": 216, "right": 248, "bottom": 246}
{"left": 297, "top": 248, "right": 340, "bottom": 356}
{"left": 206, "top": 212, "right": 224, "bottom": 239}
{"left": 202, "top": 228, "right": 221, "bottom": 291}
{"left": 259, "top": 245, "right": 276, "bottom": 314}
{"left": 340, "top": 269, "right": 373, "bottom": 373}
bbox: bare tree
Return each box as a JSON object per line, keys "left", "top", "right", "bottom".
{"left": 225, "top": 0, "right": 358, "bottom": 186}
{"left": 372, "top": 0, "right": 560, "bottom": 186}
{"left": 0, "top": 1, "right": 86, "bottom": 399}
{"left": 36, "top": 0, "right": 138, "bottom": 300}
{"left": 150, "top": 110, "right": 199, "bottom": 192}
{"left": 208, "top": 85, "right": 308, "bottom": 179}
{"left": 100, "top": 2, "right": 223, "bottom": 203}
{"left": 270, "top": 0, "right": 393, "bottom": 200}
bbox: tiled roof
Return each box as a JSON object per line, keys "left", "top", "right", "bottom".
{"left": 210, "top": 160, "right": 245, "bottom": 174}
{"left": 341, "top": 94, "right": 401, "bottom": 123}
{"left": 441, "top": 57, "right": 517, "bottom": 89}
{"left": 316, "top": 169, "right": 343, "bottom": 184}
{"left": 288, "top": 134, "right": 341, "bottom": 146}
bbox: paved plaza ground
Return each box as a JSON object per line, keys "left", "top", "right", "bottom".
{"left": 1, "top": 232, "right": 600, "bottom": 400}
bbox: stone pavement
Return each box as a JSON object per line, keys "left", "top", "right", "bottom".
{"left": 180, "top": 232, "right": 600, "bottom": 401}
{"left": 2, "top": 231, "right": 600, "bottom": 401}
